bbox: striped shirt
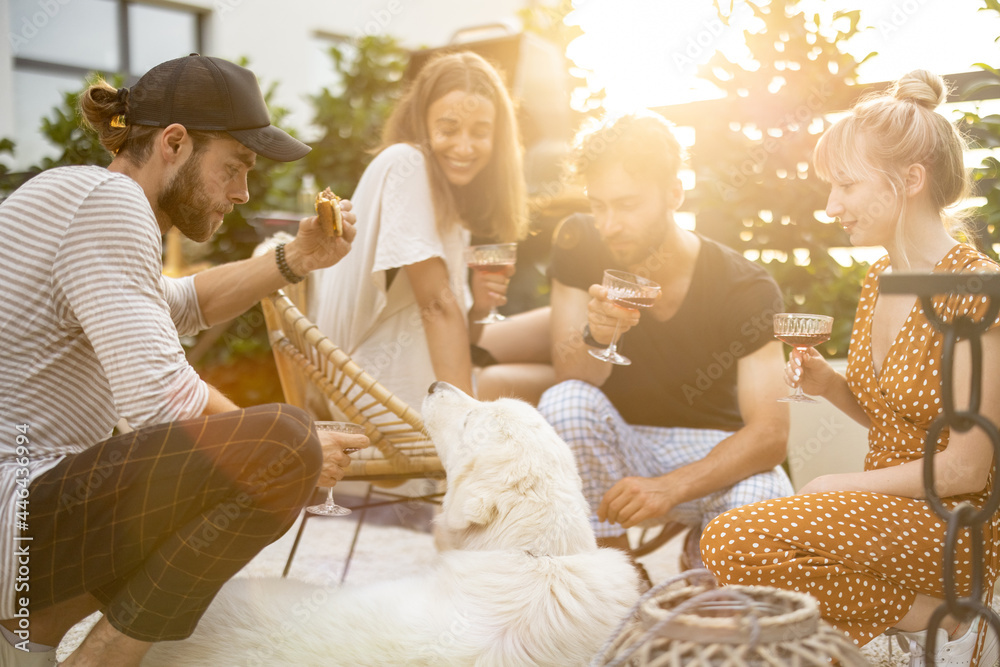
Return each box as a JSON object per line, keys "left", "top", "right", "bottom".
{"left": 0, "top": 165, "right": 210, "bottom": 617}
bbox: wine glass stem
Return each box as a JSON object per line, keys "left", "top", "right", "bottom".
{"left": 324, "top": 488, "right": 335, "bottom": 508}
{"left": 605, "top": 319, "right": 623, "bottom": 355}
{"left": 792, "top": 346, "right": 808, "bottom": 398}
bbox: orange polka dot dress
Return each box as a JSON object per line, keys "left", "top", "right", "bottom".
{"left": 702, "top": 244, "right": 1000, "bottom": 649}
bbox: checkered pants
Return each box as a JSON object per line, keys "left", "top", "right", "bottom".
{"left": 538, "top": 380, "right": 793, "bottom": 538}
{"left": 24, "top": 403, "right": 321, "bottom": 642}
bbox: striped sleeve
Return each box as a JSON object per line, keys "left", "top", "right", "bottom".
{"left": 51, "top": 178, "right": 208, "bottom": 427}
{"left": 162, "top": 275, "right": 208, "bottom": 336}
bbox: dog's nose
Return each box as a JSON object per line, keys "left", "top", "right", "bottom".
{"left": 428, "top": 381, "right": 456, "bottom": 395}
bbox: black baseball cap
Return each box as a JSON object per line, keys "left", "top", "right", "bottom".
{"left": 126, "top": 54, "right": 310, "bottom": 162}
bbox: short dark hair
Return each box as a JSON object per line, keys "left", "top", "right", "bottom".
{"left": 568, "top": 112, "right": 685, "bottom": 186}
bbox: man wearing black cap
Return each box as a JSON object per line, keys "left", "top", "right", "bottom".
{"left": 0, "top": 55, "right": 363, "bottom": 666}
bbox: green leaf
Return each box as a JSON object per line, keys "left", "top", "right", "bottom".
{"left": 972, "top": 62, "right": 1000, "bottom": 77}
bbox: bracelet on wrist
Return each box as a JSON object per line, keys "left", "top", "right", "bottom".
{"left": 275, "top": 242, "right": 305, "bottom": 284}
{"left": 582, "top": 324, "right": 604, "bottom": 348}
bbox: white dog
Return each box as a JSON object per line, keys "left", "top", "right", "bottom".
{"left": 142, "top": 382, "right": 640, "bottom": 666}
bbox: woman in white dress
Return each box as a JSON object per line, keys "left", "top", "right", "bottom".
{"left": 311, "top": 51, "right": 553, "bottom": 411}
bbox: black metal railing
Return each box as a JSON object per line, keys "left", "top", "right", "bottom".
{"left": 881, "top": 273, "right": 1000, "bottom": 660}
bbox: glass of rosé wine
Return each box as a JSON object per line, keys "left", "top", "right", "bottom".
{"left": 464, "top": 243, "right": 517, "bottom": 324}
{"left": 588, "top": 269, "right": 661, "bottom": 366}
{"left": 306, "top": 421, "right": 366, "bottom": 516}
{"left": 773, "top": 313, "right": 834, "bottom": 403}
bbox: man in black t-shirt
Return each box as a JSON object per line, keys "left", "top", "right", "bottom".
{"left": 538, "top": 113, "right": 793, "bottom": 567}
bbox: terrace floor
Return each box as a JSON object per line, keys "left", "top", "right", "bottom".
{"left": 56, "top": 483, "right": 944, "bottom": 665}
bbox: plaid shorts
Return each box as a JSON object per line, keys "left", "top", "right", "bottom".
{"left": 538, "top": 380, "right": 793, "bottom": 538}
{"left": 24, "top": 403, "right": 321, "bottom": 642}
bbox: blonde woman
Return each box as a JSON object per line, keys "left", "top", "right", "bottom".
{"left": 702, "top": 70, "right": 1000, "bottom": 667}
{"left": 311, "top": 51, "right": 553, "bottom": 411}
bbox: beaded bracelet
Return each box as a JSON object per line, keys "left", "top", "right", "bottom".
{"left": 274, "top": 242, "right": 304, "bottom": 284}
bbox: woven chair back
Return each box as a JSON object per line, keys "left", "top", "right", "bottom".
{"left": 260, "top": 285, "right": 444, "bottom": 482}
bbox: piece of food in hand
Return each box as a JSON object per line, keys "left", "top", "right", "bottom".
{"left": 315, "top": 187, "right": 343, "bottom": 237}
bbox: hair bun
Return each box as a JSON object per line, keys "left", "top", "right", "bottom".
{"left": 892, "top": 69, "right": 947, "bottom": 109}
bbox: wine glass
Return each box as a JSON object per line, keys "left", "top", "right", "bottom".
{"left": 588, "top": 269, "right": 661, "bottom": 366}
{"left": 773, "top": 313, "right": 834, "bottom": 403}
{"left": 306, "top": 421, "right": 366, "bottom": 516}
{"left": 464, "top": 243, "right": 517, "bottom": 324}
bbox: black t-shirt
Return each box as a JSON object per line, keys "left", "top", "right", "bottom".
{"left": 550, "top": 214, "right": 784, "bottom": 430}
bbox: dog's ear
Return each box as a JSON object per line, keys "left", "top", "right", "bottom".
{"left": 444, "top": 465, "right": 498, "bottom": 530}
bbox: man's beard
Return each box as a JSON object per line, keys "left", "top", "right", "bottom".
{"left": 610, "top": 215, "right": 670, "bottom": 269}
{"left": 158, "top": 153, "right": 220, "bottom": 242}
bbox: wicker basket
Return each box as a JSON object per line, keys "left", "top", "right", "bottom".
{"left": 592, "top": 570, "right": 868, "bottom": 667}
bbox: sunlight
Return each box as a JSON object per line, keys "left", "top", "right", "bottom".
{"left": 565, "top": 0, "right": 1000, "bottom": 113}
{"left": 564, "top": 0, "right": 763, "bottom": 111}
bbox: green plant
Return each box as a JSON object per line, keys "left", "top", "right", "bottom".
{"left": 305, "top": 35, "right": 409, "bottom": 197}
{"left": 0, "top": 73, "right": 120, "bottom": 198}
{"left": 35, "top": 81, "right": 117, "bottom": 171}
{"left": 691, "top": 0, "right": 875, "bottom": 356}
{"left": 518, "top": 0, "right": 605, "bottom": 120}
{"left": 956, "top": 1, "right": 1000, "bottom": 260}
{"left": 0, "top": 139, "right": 14, "bottom": 181}
{"left": 960, "top": 74, "right": 1000, "bottom": 262}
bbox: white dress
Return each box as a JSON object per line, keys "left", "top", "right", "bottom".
{"left": 310, "top": 143, "right": 472, "bottom": 412}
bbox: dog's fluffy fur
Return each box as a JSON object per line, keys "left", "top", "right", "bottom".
{"left": 142, "top": 383, "right": 640, "bottom": 666}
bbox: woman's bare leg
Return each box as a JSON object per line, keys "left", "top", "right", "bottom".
{"left": 476, "top": 362, "right": 557, "bottom": 404}
{"left": 475, "top": 306, "right": 555, "bottom": 404}
{"left": 895, "top": 593, "right": 965, "bottom": 638}
{"left": 478, "top": 307, "right": 551, "bottom": 364}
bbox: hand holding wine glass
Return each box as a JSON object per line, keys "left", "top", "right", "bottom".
{"left": 308, "top": 421, "right": 369, "bottom": 516}
{"left": 773, "top": 313, "right": 833, "bottom": 403}
{"left": 588, "top": 269, "right": 662, "bottom": 366}
{"left": 464, "top": 243, "right": 517, "bottom": 324}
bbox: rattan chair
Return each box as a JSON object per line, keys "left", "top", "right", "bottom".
{"left": 259, "top": 277, "right": 444, "bottom": 581}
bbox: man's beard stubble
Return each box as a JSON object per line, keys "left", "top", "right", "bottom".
{"left": 158, "top": 152, "right": 218, "bottom": 243}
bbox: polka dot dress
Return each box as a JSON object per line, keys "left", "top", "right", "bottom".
{"left": 702, "top": 244, "right": 1000, "bottom": 649}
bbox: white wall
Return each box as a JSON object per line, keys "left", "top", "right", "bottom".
{"left": 785, "top": 359, "right": 870, "bottom": 491}
{"left": 3, "top": 0, "right": 536, "bottom": 167}
{"left": 0, "top": 4, "right": 14, "bottom": 167}
{"left": 190, "top": 0, "right": 531, "bottom": 139}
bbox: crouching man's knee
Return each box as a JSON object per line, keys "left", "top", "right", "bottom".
{"left": 238, "top": 404, "right": 322, "bottom": 519}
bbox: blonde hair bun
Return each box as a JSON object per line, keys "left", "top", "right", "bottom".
{"left": 892, "top": 69, "right": 947, "bottom": 110}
